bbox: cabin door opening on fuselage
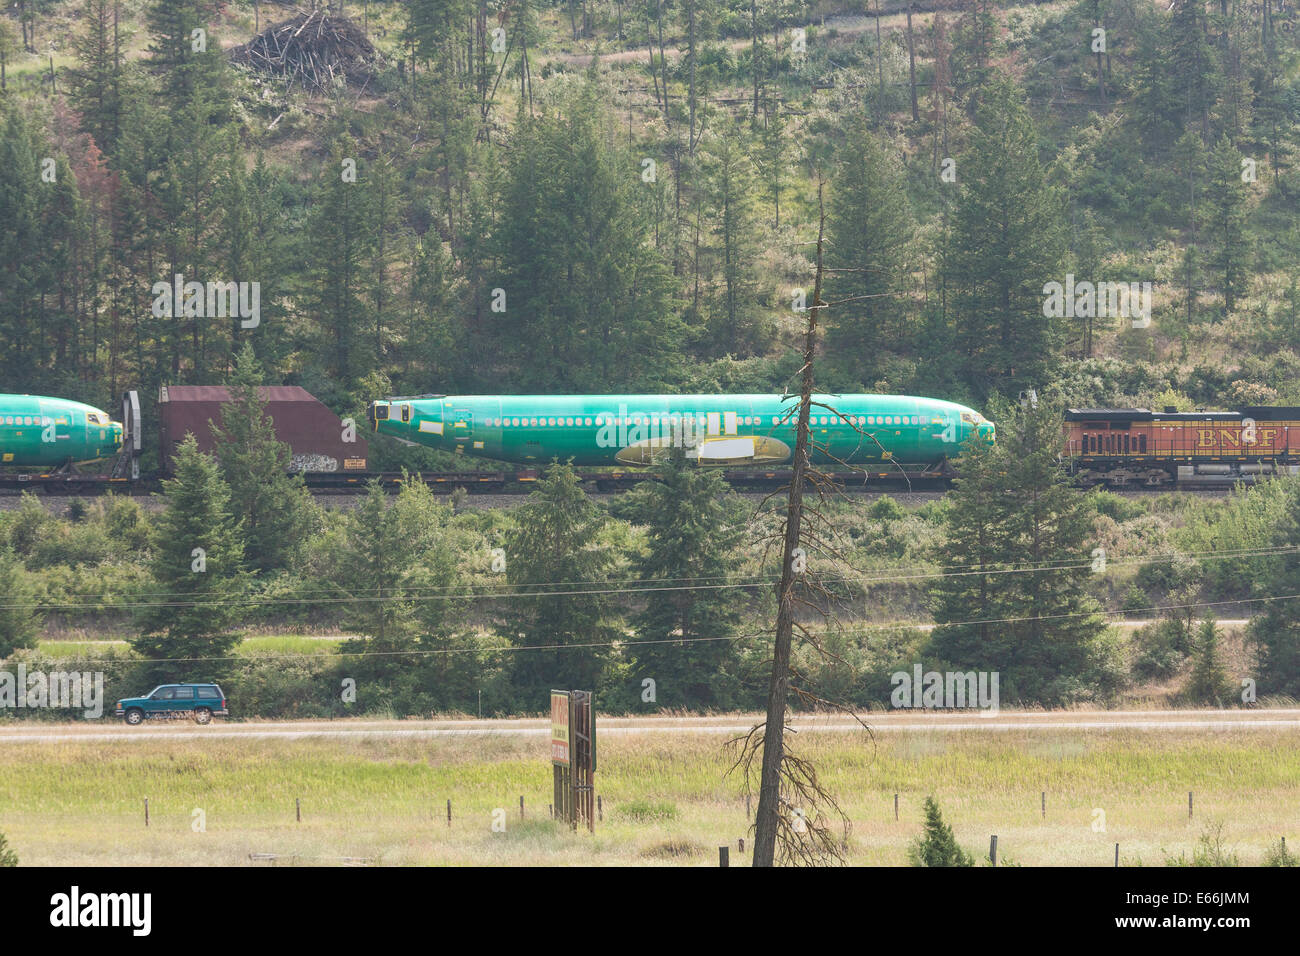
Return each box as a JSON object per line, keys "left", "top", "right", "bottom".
{"left": 451, "top": 409, "right": 473, "bottom": 450}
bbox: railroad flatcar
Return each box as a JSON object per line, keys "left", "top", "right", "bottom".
{"left": 0, "top": 394, "right": 124, "bottom": 468}
{"left": 367, "top": 393, "right": 995, "bottom": 471}
{"left": 1063, "top": 406, "right": 1300, "bottom": 486}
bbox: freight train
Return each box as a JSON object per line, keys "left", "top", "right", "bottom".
{"left": 4, "top": 385, "right": 1296, "bottom": 494}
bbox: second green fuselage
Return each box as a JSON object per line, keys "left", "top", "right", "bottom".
{"left": 369, "top": 394, "right": 993, "bottom": 467}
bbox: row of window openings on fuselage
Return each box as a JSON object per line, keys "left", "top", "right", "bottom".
{"left": 1084, "top": 433, "right": 1146, "bottom": 454}
{"left": 479, "top": 414, "right": 924, "bottom": 428}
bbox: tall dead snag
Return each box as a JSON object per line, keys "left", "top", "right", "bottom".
{"left": 751, "top": 184, "right": 829, "bottom": 867}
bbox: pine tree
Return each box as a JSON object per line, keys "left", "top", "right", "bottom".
{"left": 927, "top": 396, "right": 1116, "bottom": 705}
{"left": 622, "top": 459, "right": 746, "bottom": 709}
{"left": 907, "top": 796, "right": 974, "bottom": 866}
{"left": 209, "top": 344, "right": 316, "bottom": 575}
{"left": 308, "top": 139, "right": 376, "bottom": 389}
{"left": 824, "top": 121, "right": 914, "bottom": 388}
{"left": 1204, "top": 135, "right": 1251, "bottom": 314}
{"left": 1183, "top": 615, "right": 1235, "bottom": 706}
{"left": 492, "top": 89, "right": 680, "bottom": 391}
{"left": 131, "top": 435, "right": 246, "bottom": 664}
{"left": 702, "top": 129, "right": 767, "bottom": 357}
{"left": 1246, "top": 486, "right": 1300, "bottom": 698}
{"left": 66, "top": 0, "right": 127, "bottom": 154}
{"left": 501, "top": 463, "right": 623, "bottom": 705}
{"left": 0, "top": 548, "right": 40, "bottom": 658}
{"left": 941, "top": 77, "right": 1066, "bottom": 397}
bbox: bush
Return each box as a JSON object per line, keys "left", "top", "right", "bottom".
{"left": 1131, "top": 619, "right": 1187, "bottom": 681}
{"left": 0, "top": 830, "right": 16, "bottom": 867}
{"left": 907, "top": 796, "right": 973, "bottom": 867}
{"left": 1164, "top": 824, "right": 1240, "bottom": 867}
{"left": 1263, "top": 838, "right": 1298, "bottom": 867}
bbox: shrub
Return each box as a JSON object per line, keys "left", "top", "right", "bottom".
{"left": 1263, "top": 838, "right": 1298, "bottom": 867}
{"left": 907, "top": 796, "right": 974, "bottom": 867}
{"left": 0, "top": 829, "right": 17, "bottom": 866}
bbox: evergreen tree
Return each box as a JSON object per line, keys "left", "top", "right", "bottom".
{"left": 131, "top": 435, "right": 246, "bottom": 664}
{"left": 622, "top": 459, "right": 746, "bottom": 709}
{"left": 1204, "top": 135, "right": 1251, "bottom": 313}
{"left": 927, "top": 397, "right": 1117, "bottom": 705}
{"left": 1183, "top": 614, "right": 1235, "bottom": 706}
{"left": 336, "top": 480, "right": 441, "bottom": 649}
{"left": 501, "top": 463, "right": 623, "bottom": 705}
{"left": 209, "top": 344, "right": 316, "bottom": 575}
{"left": 824, "top": 121, "right": 914, "bottom": 389}
{"left": 0, "top": 548, "right": 40, "bottom": 658}
{"left": 1246, "top": 486, "right": 1300, "bottom": 699}
{"left": 907, "top": 796, "right": 974, "bottom": 866}
{"left": 491, "top": 87, "right": 681, "bottom": 391}
{"left": 941, "top": 78, "right": 1066, "bottom": 397}
{"left": 701, "top": 129, "right": 767, "bottom": 357}
{"left": 66, "top": 0, "right": 128, "bottom": 154}
{"left": 307, "top": 139, "right": 376, "bottom": 390}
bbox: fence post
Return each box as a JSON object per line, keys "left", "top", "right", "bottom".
{"left": 447, "top": 799, "right": 452, "bottom": 827}
{"left": 1189, "top": 791, "right": 1193, "bottom": 819}
{"left": 144, "top": 797, "right": 149, "bottom": 828}
{"left": 894, "top": 793, "right": 899, "bottom": 821}
{"left": 296, "top": 798, "right": 301, "bottom": 823}
{"left": 519, "top": 795, "right": 525, "bottom": 819}
{"left": 989, "top": 835, "right": 998, "bottom": 867}
{"left": 739, "top": 837, "right": 745, "bottom": 853}
{"left": 1041, "top": 791, "right": 1046, "bottom": 819}
{"left": 597, "top": 795, "right": 603, "bottom": 821}
{"left": 1114, "top": 843, "right": 1120, "bottom": 867}
{"left": 719, "top": 846, "right": 729, "bottom": 867}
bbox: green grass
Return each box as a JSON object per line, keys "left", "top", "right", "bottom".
{"left": 0, "top": 727, "right": 1295, "bottom": 866}
{"left": 36, "top": 634, "right": 346, "bottom": 659}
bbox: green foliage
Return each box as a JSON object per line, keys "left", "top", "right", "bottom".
{"left": 942, "top": 77, "right": 1066, "bottom": 397}
{"left": 502, "top": 462, "right": 623, "bottom": 705}
{"left": 0, "top": 829, "right": 16, "bottom": 867}
{"left": 928, "top": 396, "right": 1118, "bottom": 705}
{"left": 1263, "top": 838, "right": 1298, "bottom": 867}
{"left": 908, "top": 796, "right": 974, "bottom": 867}
{"left": 1131, "top": 619, "right": 1188, "bottom": 682}
{"left": 130, "top": 435, "right": 246, "bottom": 667}
{"left": 619, "top": 459, "right": 746, "bottom": 710}
{"left": 0, "top": 547, "right": 40, "bottom": 658}
{"left": 210, "top": 344, "right": 317, "bottom": 574}
{"left": 616, "top": 798, "right": 679, "bottom": 822}
{"left": 1164, "top": 823, "right": 1240, "bottom": 867}
{"left": 1182, "top": 615, "right": 1235, "bottom": 706}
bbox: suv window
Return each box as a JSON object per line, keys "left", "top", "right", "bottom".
{"left": 173, "top": 686, "right": 195, "bottom": 699}
{"left": 196, "top": 687, "right": 220, "bottom": 699}
{"left": 152, "top": 687, "right": 175, "bottom": 700}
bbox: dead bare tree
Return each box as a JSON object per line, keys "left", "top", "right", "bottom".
{"left": 738, "top": 181, "right": 867, "bottom": 867}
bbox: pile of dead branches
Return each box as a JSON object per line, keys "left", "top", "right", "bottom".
{"left": 230, "top": 10, "right": 379, "bottom": 93}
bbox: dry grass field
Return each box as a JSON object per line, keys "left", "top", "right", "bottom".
{"left": 0, "top": 721, "right": 1296, "bottom": 866}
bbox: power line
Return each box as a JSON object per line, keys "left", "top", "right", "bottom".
{"left": 37, "top": 590, "right": 1294, "bottom": 665}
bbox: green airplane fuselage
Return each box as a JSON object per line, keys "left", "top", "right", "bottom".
{"left": 368, "top": 393, "right": 994, "bottom": 467}
{"left": 0, "top": 395, "right": 124, "bottom": 467}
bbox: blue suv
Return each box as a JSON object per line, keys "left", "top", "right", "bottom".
{"left": 115, "top": 684, "right": 228, "bottom": 725}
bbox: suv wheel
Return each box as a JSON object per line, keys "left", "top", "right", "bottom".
{"left": 124, "top": 708, "right": 144, "bottom": 726}
{"left": 194, "top": 707, "right": 212, "bottom": 725}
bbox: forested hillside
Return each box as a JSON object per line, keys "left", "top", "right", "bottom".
{"left": 1, "top": 0, "right": 1297, "bottom": 472}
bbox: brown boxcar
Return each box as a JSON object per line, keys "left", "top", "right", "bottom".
{"left": 1064, "top": 407, "right": 1300, "bottom": 486}
{"left": 158, "top": 385, "right": 368, "bottom": 475}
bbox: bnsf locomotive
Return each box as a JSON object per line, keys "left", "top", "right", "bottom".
{"left": 1064, "top": 407, "right": 1300, "bottom": 486}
